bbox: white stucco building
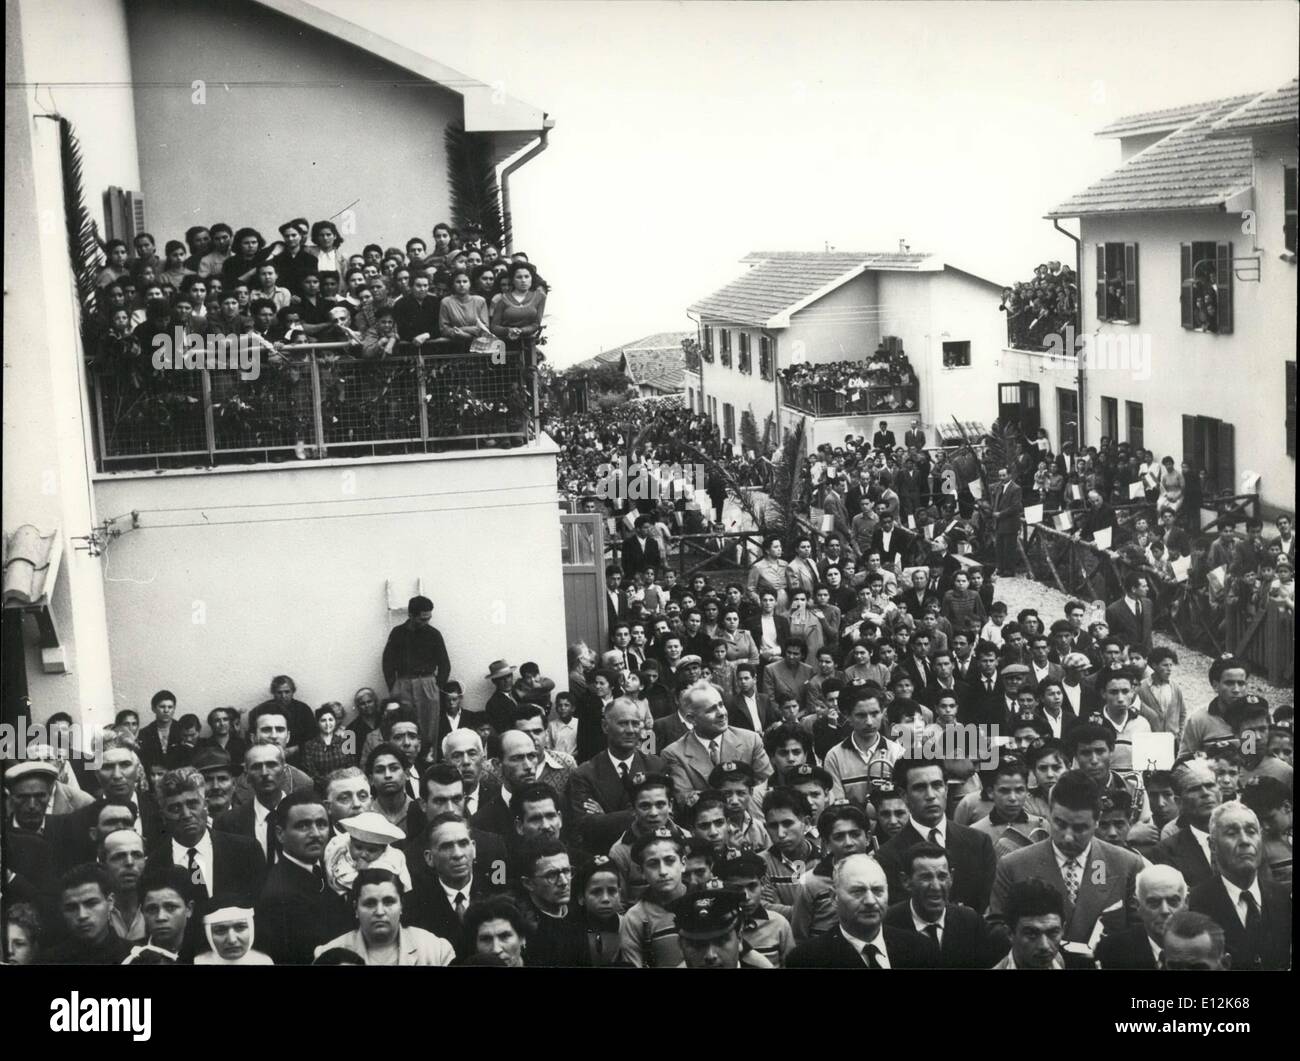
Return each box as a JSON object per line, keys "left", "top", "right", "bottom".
{"left": 4, "top": 0, "right": 564, "bottom": 727}
{"left": 684, "top": 251, "right": 1006, "bottom": 452}
{"left": 1016, "top": 79, "right": 1296, "bottom": 516}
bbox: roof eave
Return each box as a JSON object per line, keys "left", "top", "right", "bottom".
{"left": 250, "top": 0, "right": 550, "bottom": 133}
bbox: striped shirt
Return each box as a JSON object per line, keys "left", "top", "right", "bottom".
{"left": 741, "top": 908, "right": 795, "bottom": 967}
{"left": 620, "top": 897, "right": 682, "bottom": 968}
{"left": 822, "top": 733, "right": 904, "bottom": 806}
{"left": 761, "top": 841, "right": 819, "bottom": 919}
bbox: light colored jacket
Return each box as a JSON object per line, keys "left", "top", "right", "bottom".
{"left": 314, "top": 926, "right": 455, "bottom": 966}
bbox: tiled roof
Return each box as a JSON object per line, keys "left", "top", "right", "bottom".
{"left": 1207, "top": 79, "right": 1299, "bottom": 137}
{"left": 1048, "top": 96, "right": 1256, "bottom": 218}
{"left": 573, "top": 332, "right": 692, "bottom": 393}
{"left": 1093, "top": 94, "right": 1254, "bottom": 138}
{"left": 690, "top": 252, "right": 934, "bottom": 327}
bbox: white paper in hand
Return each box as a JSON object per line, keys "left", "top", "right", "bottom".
{"left": 1093, "top": 526, "right": 1113, "bottom": 550}
{"left": 1129, "top": 480, "right": 1145, "bottom": 499}
{"left": 1131, "top": 732, "right": 1175, "bottom": 772}
{"left": 1024, "top": 504, "right": 1044, "bottom": 525}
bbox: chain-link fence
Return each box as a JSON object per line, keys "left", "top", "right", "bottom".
{"left": 91, "top": 343, "right": 536, "bottom": 469}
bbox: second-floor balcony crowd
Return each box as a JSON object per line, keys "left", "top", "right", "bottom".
{"left": 779, "top": 337, "right": 919, "bottom": 417}
{"left": 84, "top": 218, "right": 548, "bottom": 468}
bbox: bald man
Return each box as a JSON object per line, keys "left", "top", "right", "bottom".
{"left": 787, "top": 854, "right": 938, "bottom": 969}
{"left": 1095, "top": 864, "right": 1187, "bottom": 969}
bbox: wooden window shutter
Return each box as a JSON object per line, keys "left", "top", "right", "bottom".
{"left": 1182, "top": 414, "right": 1197, "bottom": 470}
{"left": 1216, "top": 420, "right": 1235, "bottom": 496}
{"left": 1215, "top": 241, "right": 1233, "bottom": 334}
{"left": 1180, "top": 243, "right": 1194, "bottom": 329}
{"left": 1095, "top": 244, "right": 1107, "bottom": 321}
{"left": 1123, "top": 243, "right": 1139, "bottom": 323}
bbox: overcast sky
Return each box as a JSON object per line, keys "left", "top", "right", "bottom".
{"left": 311, "top": 0, "right": 1298, "bottom": 367}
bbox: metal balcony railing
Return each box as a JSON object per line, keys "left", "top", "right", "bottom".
{"left": 90, "top": 341, "right": 538, "bottom": 470}
{"left": 780, "top": 379, "right": 920, "bottom": 418}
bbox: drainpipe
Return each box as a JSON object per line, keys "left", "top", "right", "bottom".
{"left": 1053, "top": 218, "right": 1085, "bottom": 448}
{"left": 499, "top": 118, "right": 552, "bottom": 254}
{"left": 687, "top": 311, "right": 705, "bottom": 417}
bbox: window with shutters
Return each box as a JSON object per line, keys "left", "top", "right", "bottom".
{"left": 1284, "top": 166, "right": 1297, "bottom": 255}
{"left": 719, "top": 329, "right": 732, "bottom": 368}
{"left": 737, "top": 333, "right": 752, "bottom": 375}
{"left": 759, "top": 336, "right": 774, "bottom": 380}
{"left": 1182, "top": 414, "right": 1235, "bottom": 497}
{"left": 1180, "top": 240, "right": 1234, "bottom": 334}
{"left": 1287, "top": 361, "right": 1297, "bottom": 458}
{"left": 1126, "top": 401, "right": 1144, "bottom": 452}
{"left": 700, "top": 328, "right": 714, "bottom": 363}
{"left": 723, "top": 402, "right": 736, "bottom": 442}
{"left": 942, "top": 340, "right": 971, "bottom": 368}
{"left": 1095, "top": 242, "right": 1139, "bottom": 323}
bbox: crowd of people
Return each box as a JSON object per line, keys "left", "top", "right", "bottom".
{"left": 87, "top": 221, "right": 548, "bottom": 445}
{"left": 1000, "top": 260, "right": 1080, "bottom": 350}
{"left": 4, "top": 531, "right": 1292, "bottom": 968}
{"left": 780, "top": 339, "right": 920, "bottom": 416}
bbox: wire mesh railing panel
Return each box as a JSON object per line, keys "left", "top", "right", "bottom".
{"left": 209, "top": 362, "right": 317, "bottom": 454}
{"left": 320, "top": 356, "right": 424, "bottom": 446}
{"left": 96, "top": 369, "right": 208, "bottom": 461}
{"left": 421, "top": 350, "right": 530, "bottom": 441}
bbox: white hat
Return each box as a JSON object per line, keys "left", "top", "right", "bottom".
{"left": 340, "top": 812, "right": 405, "bottom": 846}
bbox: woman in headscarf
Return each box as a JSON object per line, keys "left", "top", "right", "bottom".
{"left": 193, "top": 898, "right": 274, "bottom": 965}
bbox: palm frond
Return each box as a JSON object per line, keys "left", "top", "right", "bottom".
{"left": 444, "top": 122, "right": 509, "bottom": 248}
{"left": 768, "top": 417, "right": 808, "bottom": 541}
{"left": 58, "top": 118, "right": 103, "bottom": 344}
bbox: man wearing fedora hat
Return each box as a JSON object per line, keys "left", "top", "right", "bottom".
{"left": 483, "top": 659, "right": 519, "bottom": 734}
{"left": 382, "top": 595, "right": 452, "bottom": 750}
{"left": 191, "top": 746, "right": 242, "bottom": 819}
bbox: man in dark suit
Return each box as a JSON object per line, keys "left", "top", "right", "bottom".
{"left": 988, "top": 770, "right": 1144, "bottom": 946}
{"left": 605, "top": 566, "right": 629, "bottom": 632}
{"left": 440, "top": 729, "right": 509, "bottom": 840}
{"left": 1104, "top": 573, "right": 1154, "bottom": 656}
{"left": 401, "top": 762, "right": 509, "bottom": 876}
{"left": 787, "top": 853, "right": 940, "bottom": 968}
{"left": 62, "top": 744, "right": 165, "bottom": 868}
{"left": 877, "top": 760, "right": 997, "bottom": 913}
{"left": 869, "top": 508, "right": 913, "bottom": 568}
{"left": 253, "top": 791, "right": 352, "bottom": 965}
{"left": 993, "top": 878, "right": 1095, "bottom": 969}
{"left": 989, "top": 466, "right": 1023, "bottom": 577}
{"left": 405, "top": 814, "right": 504, "bottom": 957}
{"left": 883, "top": 842, "right": 1006, "bottom": 968}
{"left": 1187, "top": 802, "right": 1291, "bottom": 970}
{"left": 903, "top": 420, "right": 927, "bottom": 451}
{"left": 899, "top": 635, "right": 937, "bottom": 700}
{"left": 566, "top": 699, "right": 665, "bottom": 852}
{"left": 621, "top": 517, "right": 662, "bottom": 578}
{"left": 1152, "top": 759, "right": 1218, "bottom": 890}
{"left": 1095, "top": 863, "right": 1188, "bottom": 970}
{"left": 726, "top": 664, "right": 780, "bottom": 733}
{"left": 147, "top": 766, "right": 266, "bottom": 907}
{"left": 872, "top": 421, "right": 897, "bottom": 452}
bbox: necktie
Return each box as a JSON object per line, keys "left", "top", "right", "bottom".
{"left": 985, "top": 678, "right": 993, "bottom": 692}
{"left": 928, "top": 828, "right": 941, "bottom": 846}
{"left": 618, "top": 762, "right": 630, "bottom": 783}
{"left": 863, "top": 943, "right": 883, "bottom": 969}
{"left": 924, "top": 924, "right": 941, "bottom": 946}
{"left": 186, "top": 848, "right": 208, "bottom": 899}
{"left": 1062, "top": 857, "right": 1081, "bottom": 904}
{"left": 1241, "top": 890, "right": 1262, "bottom": 938}
{"left": 311, "top": 863, "right": 326, "bottom": 891}
{"left": 454, "top": 892, "right": 467, "bottom": 921}
{"left": 709, "top": 740, "right": 720, "bottom": 765}
{"left": 266, "top": 823, "right": 280, "bottom": 865}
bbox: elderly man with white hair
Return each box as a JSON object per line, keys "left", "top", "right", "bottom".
{"left": 1188, "top": 802, "right": 1291, "bottom": 970}
{"left": 787, "top": 853, "right": 939, "bottom": 968}
{"left": 1094, "top": 863, "right": 1187, "bottom": 969}
{"left": 442, "top": 729, "right": 509, "bottom": 837}
{"left": 659, "top": 680, "right": 772, "bottom": 806}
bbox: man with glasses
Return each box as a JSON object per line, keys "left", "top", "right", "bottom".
{"left": 517, "top": 838, "right": 587, "bottom": 966}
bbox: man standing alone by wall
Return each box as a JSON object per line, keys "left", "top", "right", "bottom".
{"left": 382, "top": 596, "right": 451, "bottom": 750}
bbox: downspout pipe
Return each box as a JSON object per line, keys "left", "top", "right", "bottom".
{"left": 499, "top": 118, "right": 552, "bottom": 254}
{"left": 1053, "top": 218, "right": 1084, "bottom": 448}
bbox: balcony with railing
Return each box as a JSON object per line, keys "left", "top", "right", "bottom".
{"left": 778, "top": 339, "right": 920, "bottom": 419}
{"left": 89, "top": 340, "right": 538, "bottom": 471}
